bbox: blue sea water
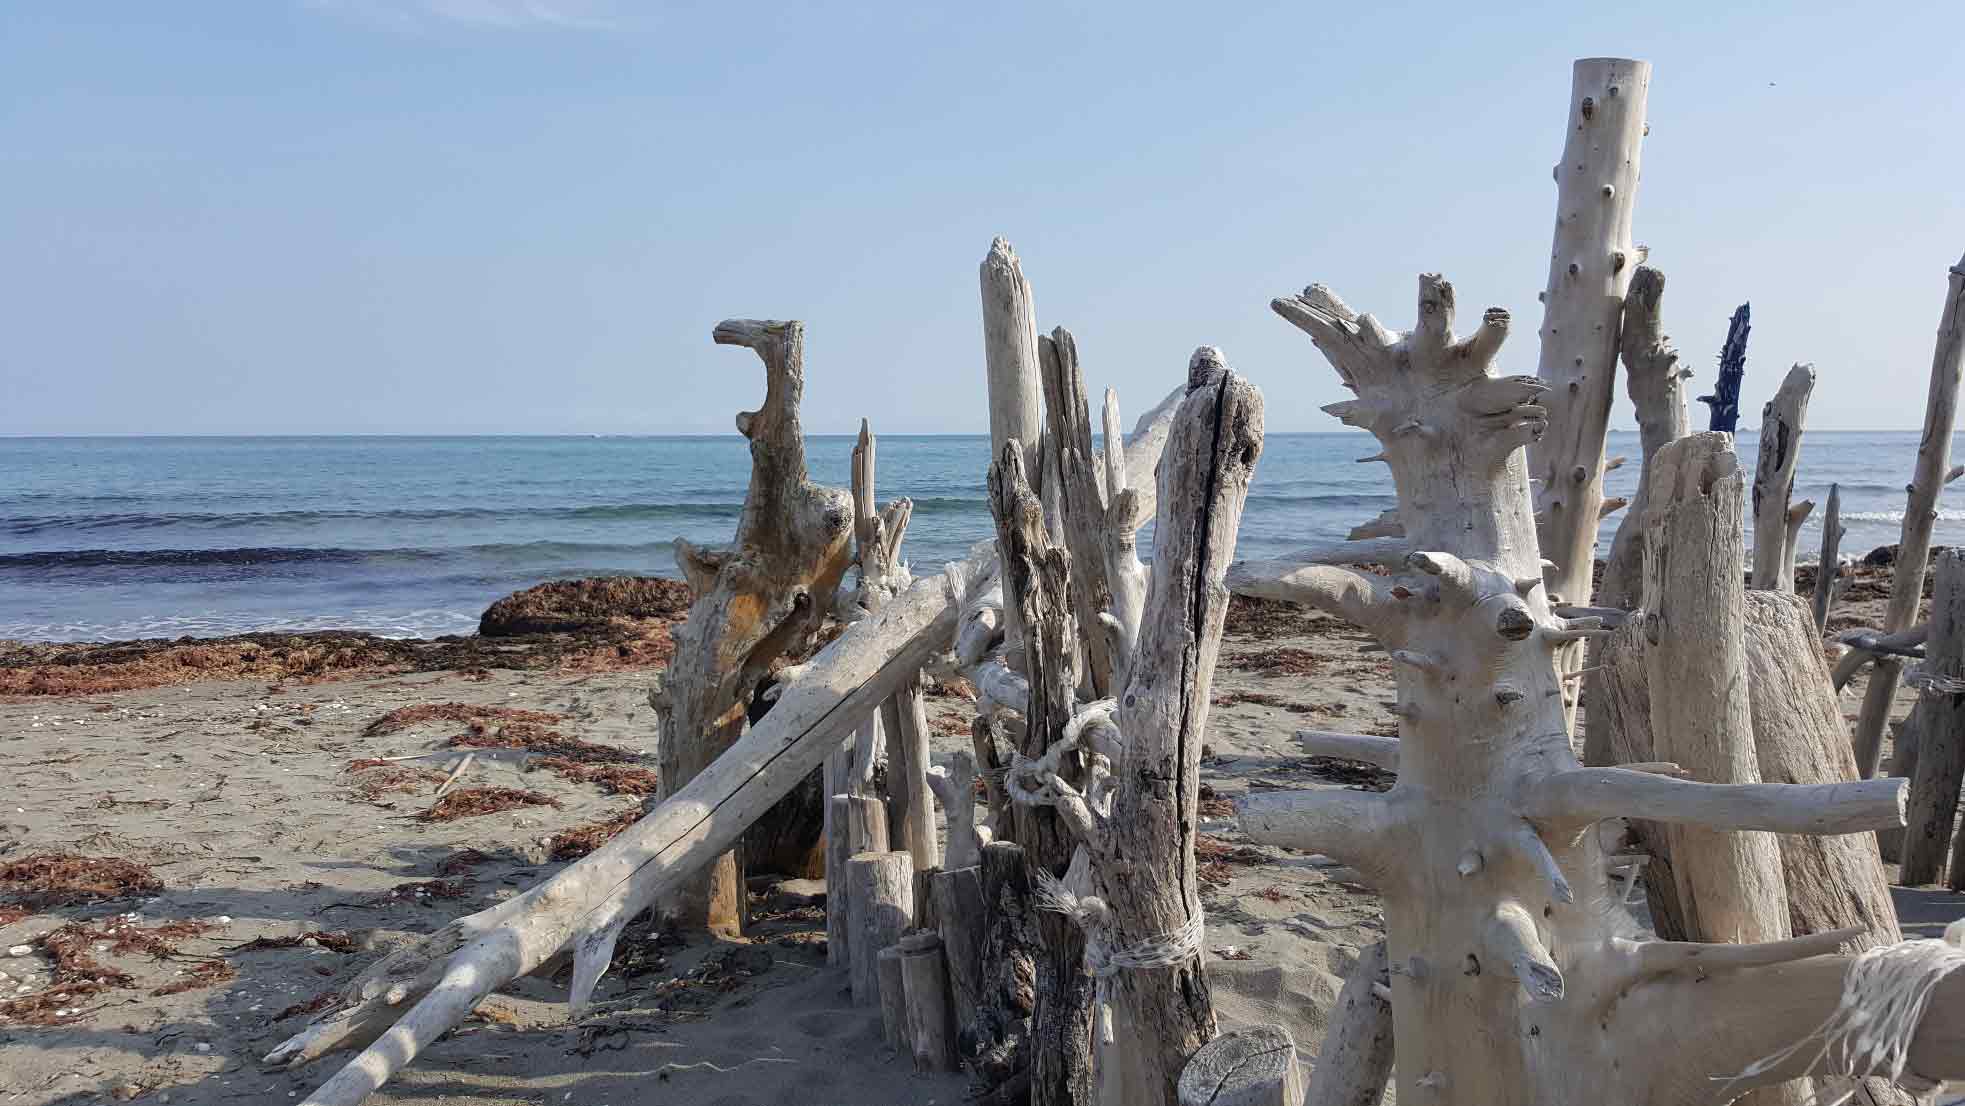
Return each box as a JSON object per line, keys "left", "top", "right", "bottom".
{"left": 0, "top": 431, "right": 1953, "bottom": 642}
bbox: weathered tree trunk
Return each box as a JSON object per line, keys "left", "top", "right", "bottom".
{"left": 878, "top": 944, "right": 910, "bottom": 1050}
{"left": 656, "top": 318, "right": 856, "bottom": 935}
{"left": 1701, "top": 303, "right": 1751, "bottom": 433}
{"left": 1040, "top": 328, "right": 1120, "bottom": 695}
{"left": 931, "top": 864, "right": 987, "bottom": 1062}
{"left": 1529, "top": 57, "right": 1650, "bottom": 728}
{"left": 1231, "top": 271, "right": 1944, "bottom": 1106}
{"left": 1815, "top": 483, "right": 1845, "bottom": 632}
{"left": 1643, "top": 434, "right": 1795, "bottom": 969}
{"left": 1750, "top": 363, "right": 1816, "bottom": 591}
{"left": 276, "top": 565, "right": 969, "bottom": 1104}
{"left": 883, "top": 675, "right": 939, "bottom": 872}
{"left": 1588, "top": 263, "right": 1688, "bottom": 768}
{"left": 1902, "top": 549, "right": 1965, "bottom": 885}
{"left": 1853, "top": 254, "right": 1965, "bottom": 777}
{"left": 974, "top": 841, "right": 1040, "bottom": 1089}
{"left": 982, "top": 238, "right": 1047, "bottom": 526}
{"left": 1302, "top": 940, "right": 1394, "bottom": 1106}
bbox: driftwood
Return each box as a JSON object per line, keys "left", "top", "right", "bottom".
{"left": 1852, "top": 254, "right": 1965, "bottom": 777}
{"left": 848, "top": 850, "right": 914, "bottom": 1005}
{"left": 931, "top": 864, "right": 987, "bottom": 1062}
{"left": 1598, "top": 264, "right": 1689, "bottom": 613}
{"left": 1529, "top": 58, "right": 1650, "bottom": 727}
{"left": 878, "top": 944, "right": 910, "bottom": 1050}
{"left": 1902, "top": 550, "right": 1965, "bottom": 885}
{"left": 1815, "top": 483, "right": 1845, "bottom": 632}
{"left": 274, "top": 559, "right": 968, "bottom": 1105}
{"left": 973, "top": 841, "right": 1040, "bottom": 1088}
{"left": 926, "top": 751, "right": 982, "bottom": 870}
{"left": 1232, "top": 268, "right": 1954, "bottom": 1106}
{"left": 1750, "top": 363, "right": 1816, "bottom": 591}
{"left": 882, "top": 675, "right": 938, "bottom": 871}
{"left": 1701, "top": 302, "right": 1751, "bottom": 433}
{"left": 899, "top": 930, "right": 958, "bottom": 1072}
{"left": 843, "top": 793, "right": 889, "bottom": 854}
{"left": 1302, "top": 940, "right": 1394, "bottom": 1106}
{"left": 655, "top": 319, "right": 856, "bottom": 934}
{"left": 1176, "top": 1024, "right": 1303, "bottom": 1106}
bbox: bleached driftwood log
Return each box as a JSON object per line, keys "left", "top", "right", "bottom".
{"left": 1176, "top": 1024, "right": 1304, "bottom": 1106}
{"left": 1529, "top": 57, "right": 1650, "bottom": 725}
{"left": 844, "top": 794, "right": 890, "bottom": 854}
{"left": 1235, "top": 270, "right": 1954, "bottom": 1106}
{"left": 982, "top": 238, "right": 1047, "bottom": 523}
{"left": 849, "top": 418, "right": 913, "bottom": 613}
{"left": 899, "top": 930, "right": 958, "bottom": 1072}
{"left": 1598, "top": 264, "right": 1689, "bottom": 612}
{"left": 274, "top": 563, "right": 967, "bottom": 1105}
{"left": 1642, "top": 434, "right": 1795, "bottom": 968}
{"left": 1902, "top": 549, "right": 1965, "bottom": 885}
{"left": 1853, "top": 254, "right": 1965, "bottom": 777}
{"left": 1750, "top": 363, "right": 1816, "bottom": 591}
{"left": 848, "top": 850, "right": 914, "bottom": 1005}
{"left": 1040, "top": 328, "right": 1121, "bottom": 694}
{"left": 656, "top": 318, "right": 856, "bottom": 934}
{"left": 826, "top": 793, "right": 858, "bottom": 965}
{"left": 1815, "top": 483, "right": 1845, "bottom": 632}
{"left": 1295, "top": 730, "right": 1400, "bottom": 772}
{"left": 1302, "top": 940, "right": 1394, "bottom": 1106}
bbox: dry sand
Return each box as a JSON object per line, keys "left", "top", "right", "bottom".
{"left": 0, "top": 569, "right": 1955, "bottom": 1105}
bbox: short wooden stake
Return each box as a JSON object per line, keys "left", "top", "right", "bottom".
{"left": 1177, "top": 1023, "right": 1304, "bottom": 1106}
{"left": 846, "top": 850, "right": 913, "bottom": 1006}
{"left": 877, "top": 945, "right": 910, "bottom": 1052}
{"left": 899, "top": 931, "right": 957, "bottom": 1073}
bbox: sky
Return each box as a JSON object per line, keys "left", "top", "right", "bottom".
{"left": 2, "top": 2, "right": 1961, "bottom": 436}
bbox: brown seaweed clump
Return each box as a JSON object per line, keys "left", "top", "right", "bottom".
{"left": 1224, "top": 646, "right": 1324, "bottom": 676}
{"left": 0, "top": 854, "right": 163, "bottom": 910}
{"left": 418, "top": 787, "right": 561, "bottom": 822}
{"left": 0, "top": 919, "right": 227, "bottom": 1025}
{"left": 478, "top": 576, "right": 692, "bottom": 636}
{"left": 549, "top": 806, "right": 643, "bottom": 861}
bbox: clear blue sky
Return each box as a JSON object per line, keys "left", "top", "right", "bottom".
{"left": 3, "top": 2, "right": 1960, "bottom": 435}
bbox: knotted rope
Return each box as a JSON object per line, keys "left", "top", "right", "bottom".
{"left": 1726, "top": 918, "right": 1965, "bottom": 1104}
{"left": 1032, "top": 866, "right": 1205, "bottom": 1043}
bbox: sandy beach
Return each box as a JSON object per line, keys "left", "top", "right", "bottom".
{"left": 0, "top": 564, "right": 1954, "bottom": 1105}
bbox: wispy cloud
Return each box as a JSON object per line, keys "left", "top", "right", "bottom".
{"left": 303, "top": 0, "right": 636, "bottom": 33}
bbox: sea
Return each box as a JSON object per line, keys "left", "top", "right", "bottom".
{"left": 0, "top": 431, "right": 1952, "bottom": 643}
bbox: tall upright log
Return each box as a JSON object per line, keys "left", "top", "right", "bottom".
{"left": 1701, "top": 303, "right": 1751, "bottom": 433}
{"left": 883, "top": 674, "right": 939, "bottom": 872}
{"left": 1598, "top": 264, "right": 1689, "bottom": 611}
{"left": 1853, "top": 254, "right": 1965, "bottom": 777}
{"left": 974, "top": 841, "right": 1040, "bottom": 1089}
{"left": 1641, "top": 433, "right": 1794, "bottom": 964}
{"left": 1040, "top": 328, "right": 1120, "bottom": 695}
{"left": 1750, "top": 363, "right": 1816, "bottom": 591}
{"left": 1902, "top": 550, "right": 1965, "bottom": 884}
{"left": 1529, "top": 57, "right": 1650, "bottom": 725}
{"left": 982, "top": 238, "right": 1047, "bottom": 515}
{"left": 656, "top": 318, "right": 856, "bottom": 934}
{"left": 1814, "top": 483, "right": 1845, "bottom": 633}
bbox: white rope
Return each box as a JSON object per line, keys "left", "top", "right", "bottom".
{"left": 1032, "top": 867, "right": 1206, "bottom": 1044}
{"left": 1724, "top": 919, "right": 1965, "bottom": 1104}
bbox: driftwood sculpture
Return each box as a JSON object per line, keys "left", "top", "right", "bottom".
{"left": 1702, "top": 302, "right": 1751, "bottom": 433}
{"left": 1851, "top": 255, "right": 1965, "bottom": 777}
{"left": 656, "top": 319, "right": 856, "bottom": 932}
{"left": 1230, "top": 271, "right": 1962, "bottom": 1105}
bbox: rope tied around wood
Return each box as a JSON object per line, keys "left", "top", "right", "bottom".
{"left": 1031, "top": 865, "right": 1206, "bottom": 1044}
{"left": 1725, "top": 919, "right": 1965, "bottom": 1103}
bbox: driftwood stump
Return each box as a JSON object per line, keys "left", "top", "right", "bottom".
{"left": 655, "top": 318, "right": 855, "bottom": 933}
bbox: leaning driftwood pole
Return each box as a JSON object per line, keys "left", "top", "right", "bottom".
{"left": 1701, "top": 302, "right": 1751, "bottom": 433}
{"left": 656, "top": 318, "right": 856, "bottom": 935}
{"left": 1233, "top": 269, "right": 1946, "bottom": 1106}
{"left": 275, "top": 563, "right": 967, "bottom": 1105}
{"left": 1301, "top": 940, "right": 1394, "bottom": 1106}
{"left": 1902, "top": 550, "right": 1965, "bottom": 885}
{"left": 1529, "top": 57, "right": 1650, "bottom": 725}
{"left": 1814, "top": 483, "right": 1845, "bottom": 632}
{"left": 1750, "top": 363, "right": 1816, "bottom": 591}
{"left": 1853, "top": 253, "right": 1965, "bottom": 777}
